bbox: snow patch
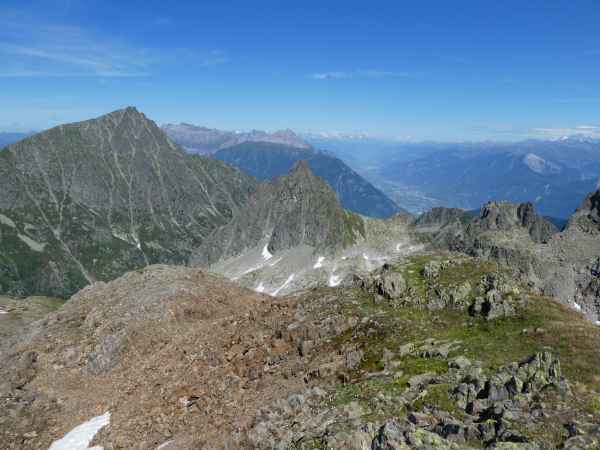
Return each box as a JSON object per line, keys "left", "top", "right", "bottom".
{"left": 262, "top": 244, "right": 273, "bottom": 260}
{"left": 155, "top": 441, "right": 173, "bottom": 450}
{"left": 18, "top": 234, "right": 46, "bottom": 252}
{"left": 313, "top": 256, "right": 325, "bottom": 269}
{"left": 523, "top": 153, "right": 561, "bottom": 175}
{"left": 269, "top": 257, "right": 282, "bottom": 267}
{"left": 272, "top": 274, "right": 295, "bottom": 296}
{"left": 362, "top": 253, "right": 369, "bottom": 260}
{"left": 328, "top": 273, "right": 342, "bottom": 287}
{"left": 574, "top": 302, "right": 582, "bottom": 311}
{"left": 48, "top": 411, "right": 111, "bottom": 450}
{"left": 0, "top": 309, "right": 8, "bottom": 315}
{"left": 0, "top": 213, "right": 16, "bottom": 228}
{"left": 255, "top": 282, "right": 266, "bottom": 293}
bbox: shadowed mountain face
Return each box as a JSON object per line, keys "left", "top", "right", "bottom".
{"left": 214, "top": 141, "right": 404, "bottom": 218}
{"left": 0, "top": 107, "right": 258, "bottom": 297}
{"left": 192, "top": 160, "right": 366, "bottom": 267}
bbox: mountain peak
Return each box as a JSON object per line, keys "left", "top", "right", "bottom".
{"left": 571, "top": 189, "right": 600, "bottom": 229}
{"left": 0, "top": 109, "right": 258, "bottom": 297}
{"left": 474, "top": 200, "right": 557, "bottom": 243}
{"left": 290, "top": 159, "right": 312, "bottom": 176}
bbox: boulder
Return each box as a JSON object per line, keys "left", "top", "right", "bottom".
{"left": 376, "top": 271, "right": 407, "bottom": 300}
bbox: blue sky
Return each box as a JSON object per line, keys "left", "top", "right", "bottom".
{"left": 1, "top": 0, "right": 599, "bottom": 141}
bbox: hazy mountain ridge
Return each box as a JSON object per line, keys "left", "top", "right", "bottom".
{"left": 162, "top": 122, "right": 311, "bottom": 155}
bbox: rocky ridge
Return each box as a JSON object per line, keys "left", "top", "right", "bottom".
{"left": 411, "top": 198, "right": 600, "bottom": 321}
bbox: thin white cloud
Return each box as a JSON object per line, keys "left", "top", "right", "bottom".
{"left": 310, "top": 71, "right": 351, "bottom": 80}
{"left": 0, "top": 12, "right": 227, "bottom": 78}
{"left": 531, "top": 125, "right": 600, "bottom": 139}
{"left": 309, "top": 69, "right": 412, "bottom": 80}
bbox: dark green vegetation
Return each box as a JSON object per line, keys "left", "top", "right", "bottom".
{"left": 214, "top": 141, "right": 404, "bottom": 218}
{"left": 0, "top": 107, "right": 258, "bottom": 298}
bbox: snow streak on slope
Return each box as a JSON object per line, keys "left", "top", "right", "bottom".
{"left": 262, "top": 244, "right": 273, "bottom": 260}
{"left": 272, "top": 274, "right": 295, "bottom": 296}
{"left": 48, "top": 412, "right": 110, "bottom": 450}
{"left": 328, "top": 273, "right": 342, "bottom": 287}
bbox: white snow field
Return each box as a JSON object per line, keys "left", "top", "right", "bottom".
{"left": 48, "top": 412, "right": 110, "bottom": 450}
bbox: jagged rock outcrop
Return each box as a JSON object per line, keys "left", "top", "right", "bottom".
{"left": 537, "top": 189, "right": 600, "bottom": 319}
{"left": 473, "top": 202, "right": 558, "bottom": 244}
{"left": 0, "top": 108, "right": 258, "bottom": 297}
{"left": 413, "top": 207, "right": 474, "bottom": 230}
{"left": 414, "top": 193, "right": 600, "bottom": 321}
{"left": 192, "top": 160, "right": 366, "bottom": 267}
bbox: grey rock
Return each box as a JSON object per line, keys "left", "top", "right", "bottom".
{"left": 376, "top": 271, "right": 407, "bottom": 300}
{"left": 408, "top": 372, "right": 437, "bottom": 388}
{"left": 449, "top": 356, "right": 472, "bottom": 370}
{"left": 345, "top": 349, "right": 364, "bottom": 370}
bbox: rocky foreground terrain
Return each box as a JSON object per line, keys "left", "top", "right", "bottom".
{"left": 1, "top": 253, "right": 600, "bottom": 449}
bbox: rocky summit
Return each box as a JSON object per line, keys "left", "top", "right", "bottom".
{"left": 0, "top": 107, "right": 258, "bottom": 298}
{"left": 192, "top": 160, "right": 366, "bottom": 268}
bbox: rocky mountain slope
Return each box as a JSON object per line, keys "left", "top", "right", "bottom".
{"left": 0, "top": 107, "right": 258, "bottom": 298}
{"left": 192, "top": 160, "right": 366, "bottom": 268}
{"left": 214, "top": 141, "right": 403, "bottom": 218}
{"left": 2, "top": 258, "right": 600, "bottom": 449}
{"left": 413, "top": 195, "right": 600, "bottom": 322}
{"left": 162, "top": 123, "right": 311, "bottom": 155}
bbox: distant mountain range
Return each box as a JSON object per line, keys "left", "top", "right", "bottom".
{"left": 164, "top": 124, "right": 404, "bottom": 219}
{"left": 162, "top": 123, "right": 311, "bottom": 155}
{"left": 305, "top": 135, "right": 600, "bottom": 218}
